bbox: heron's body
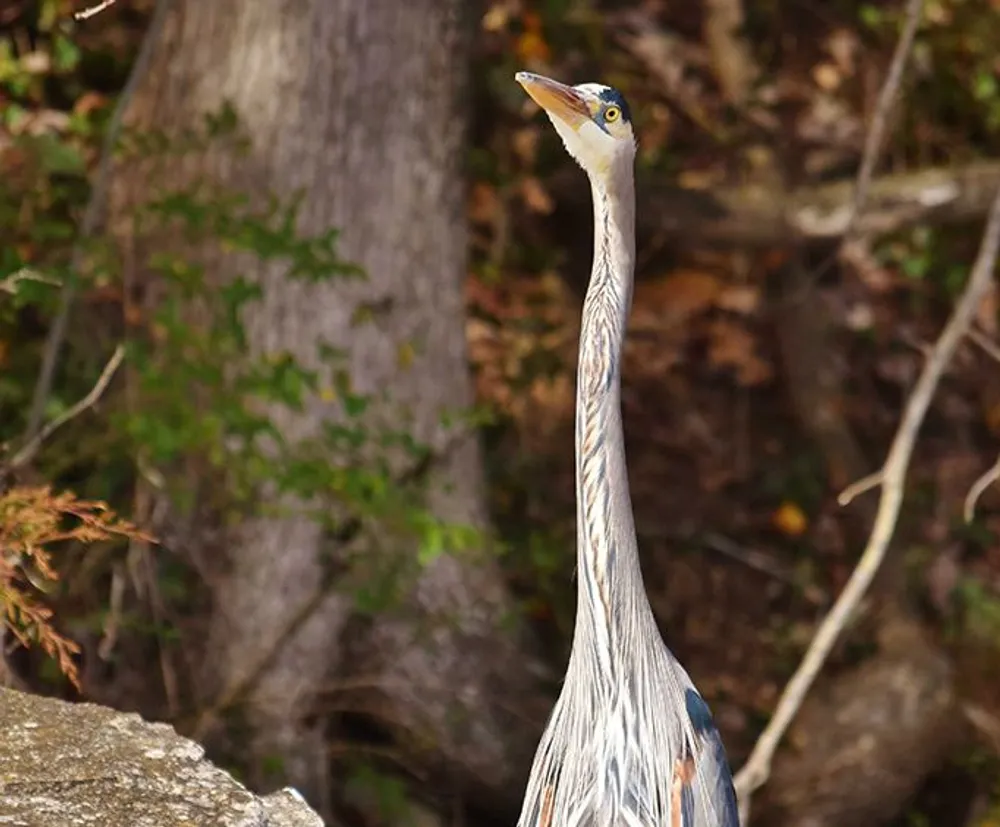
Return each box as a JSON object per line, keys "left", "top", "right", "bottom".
{"left": 514, "top": 73, "right": 740, "bottom": 827}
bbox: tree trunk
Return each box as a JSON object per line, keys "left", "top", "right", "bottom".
{"left": 109, "top": 0, "right": 546, "bottom": 813}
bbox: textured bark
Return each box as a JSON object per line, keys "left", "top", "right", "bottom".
{"left": 109, "top": 0, "right": 545, "bottom": 811}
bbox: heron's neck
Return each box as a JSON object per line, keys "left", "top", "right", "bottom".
{"left": 573, "top": 167, "right": 650, "bottom": 645}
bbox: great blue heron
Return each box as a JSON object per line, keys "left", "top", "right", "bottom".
{"left": 514, "top": 72, "right": 741, "bottom": 827}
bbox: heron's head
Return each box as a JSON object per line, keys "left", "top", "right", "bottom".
{"left": 515, "top": 72, "right": 636, "bottom": 179}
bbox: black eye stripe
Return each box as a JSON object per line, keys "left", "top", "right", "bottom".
{"left": 596, "top": 87, "right": 632, "bottom": 123}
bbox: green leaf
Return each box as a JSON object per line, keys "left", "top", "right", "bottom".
{"left": 29, "top": 135, "right": 86, "bottom": 175}
{"left": 53, "top": 37, "right": 81, "bottom": 73}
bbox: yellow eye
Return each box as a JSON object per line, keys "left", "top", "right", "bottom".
{"left": 604, "top": 106, "right": 621, "bottom": 123}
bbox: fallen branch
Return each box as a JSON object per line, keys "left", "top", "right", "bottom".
{"left": 547, "top": 160, "right": 1000, "bottom": 254}
{"left": 2, "top": 345, "right": 126, "bottom": 475}
{"left": 733, "top": 182, "right": 1000, "bottom": 817}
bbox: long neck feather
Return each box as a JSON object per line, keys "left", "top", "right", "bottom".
{"left": 572, "top": 162, "right": 652, "bottom": 656}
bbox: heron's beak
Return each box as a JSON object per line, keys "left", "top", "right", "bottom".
{"left": 515, "top": 72, "right": 590, "bottom": 130}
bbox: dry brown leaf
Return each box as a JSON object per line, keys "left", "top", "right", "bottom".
{"left": 796, "top": 93, "right": 861, "bottom": 149}
{"left": 634, "top": 270, "right": 723, "bottom": 329}
{"left": 124, "top": 301, "right": 145, "bottom": 329}
{"left": 467, "top": 276, "right": 516, "bottom": 321}
{"left": 469, "top": 181, "right": 500, "bottom": 225}
{"left": 74, "top": 91, "right": 109, "bottom": 117}
{"left": 625, "top": 341, "right": 683, "bottom": 377}
{"left": 481, "top": 0, "right": 513, "bottom": 32}
{"left": 528, "top": 373, "right": 574, "bottom": 419}
{"left": 976, "top": 280, "right": 998, "bottom": 337}
{"left": 516, "top": 31, "right": 550, "bottom": 64}
{"left": 515, "top": 11, "right": 550, "bottom": 63}
{"left": 20, "top": 51, "right": 50, "bottom": 75}
{"left": 985, "top": 402, "right": 1000, "bottom": 436}
{"left": 716, "top": 284, "right": 760, "bottom": 315}
{"left": 844, "top": 302, "right": 875, "bottom": 332}
{"left": 925, "top": 547, "right": 961, "bottom": 616}
{"left": 520, "top": 176, "right": 554, "bottom": 214}
{"left": 826, "top": 28, "right": 858, "bottom": 76}
{"left": 18, "top": 109, "right": 71, "bottom": 136}
{"left": 537, "top": 270, "right": 570, "bottom": 299}
{"left": 676, "top": 168, "right": 725, "bottom": 190}
{"left": 924, "top": 0, "right": 954, "bottom": 24}
{"left": 812, "top": 63, "right": 842, "bottom": 91}
{"left": 512, "top": 126, "right": 542, "bottom": 165}
{"left": 707, "top": 318, "right": 772, "bottom": 385}
{"left": 841, "top": 239, "right": 895, "bottom": 293}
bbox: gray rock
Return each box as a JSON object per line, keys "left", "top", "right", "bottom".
{"left": 0, "top": 688, "right": 324, "bottom": 827}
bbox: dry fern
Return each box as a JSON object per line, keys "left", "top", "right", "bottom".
{"left": 0, "top": 485, "right": 152, "bottom": 690}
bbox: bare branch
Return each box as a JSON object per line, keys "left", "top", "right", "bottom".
{"left": 3, "top": 345, "right": 125, "bottom": 474}
{"left": 837, "top": 470, "right": 884, "bottom": 507}
{"left": 964, "top": 451, "right": 1000, "bottom": 523}
{"left": 0, "top": 269, "right": 62, "bottom": 295}
{"left": 968, "top": 326, "right": 1000, "bottom": 365}
{"left": 963, "top": 702, "right": 1000, "bottom": 755}
{"left": 26, "top": 0, "right": 173, "bottom": 440}
{"left": 701, "top": 532, "right": 794, "bottom": 584}
{"left": 821, "top": 0, "right": 926, "bottom": 305}
{"left": 74, "top": 0, "right": 118, "bottom": 20}
{"left": 843, "top": 0, "right": 926, "bottom": 245}
{"left": 542, "top": 159, "right": 1000, "bottom": 252}
{"left": 734, "top": 182, "right": 1000, "bottom": 818}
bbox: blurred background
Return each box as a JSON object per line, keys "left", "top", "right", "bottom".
{"left": 2, "top": 0, "right": 1000, "bottom": 825}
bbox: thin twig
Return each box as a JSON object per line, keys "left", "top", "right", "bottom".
{"left": 74, "top": 0, "right": 118, "bottom": 20}
{"left": 843, "top": 0, "right": 925, "bottom": 244}
{"left": 837, "top": 470, "right": 883, "bottom": 506}
{"left": 790, "top": 0, "right": 925, "bottom": 304}
{"left": 967, "top": 326, "right": 1000, "bottom": 365}
{"left": 25, "top": 0, "right": 173, "bottom": 440}
{"left": 963, "top": 702, "right": 1000, "bottom": 755}
{"left": 97, "top": 562, "right": 125, "bottom": 660}
{"left": 964, "top": 451, "right": 1000, "bottom": 523}
{"left": 734, "top": 183, "right": 1000, "bottom": 821}
{"left": 0, "top": 269, "right": 62, "bottom": 295}
{"left": 4, "top": 345, "right": 126, "bottom": 474}
{"left": 701, "top": 532, "right": 794, "bottom": 584}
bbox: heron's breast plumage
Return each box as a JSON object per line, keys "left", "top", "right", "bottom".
{"left": 517, "top": 637, "right": 737, "bottom": 827}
